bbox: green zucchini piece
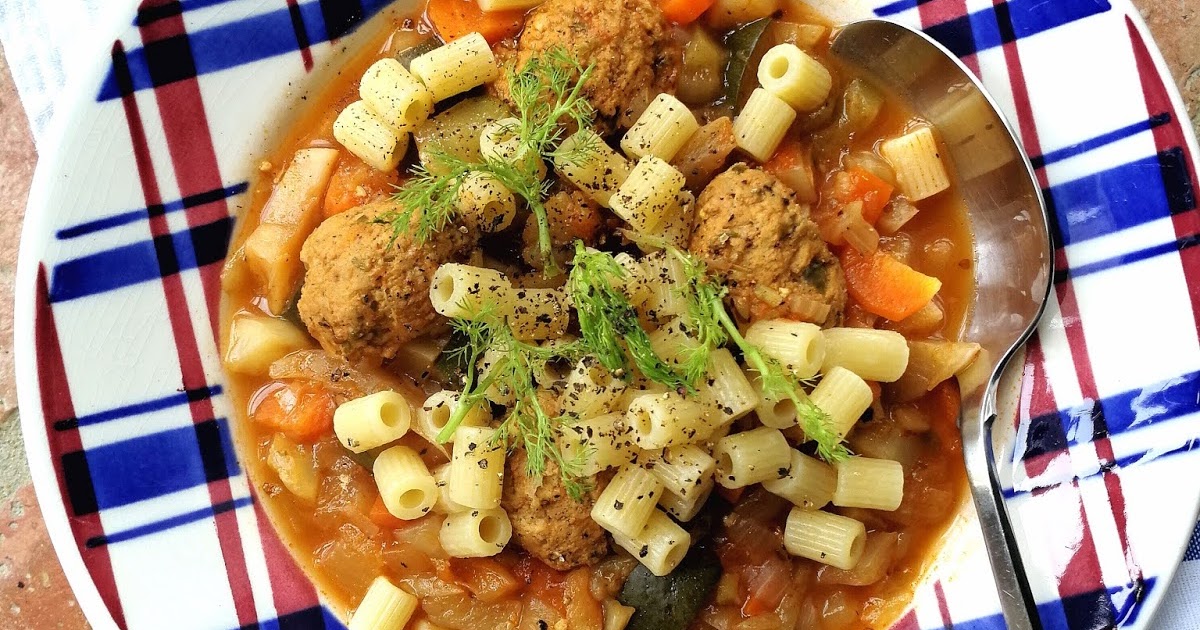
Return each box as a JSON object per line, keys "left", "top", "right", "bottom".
{"left": 618, "top": 545, "right": 722, "bottom": 630}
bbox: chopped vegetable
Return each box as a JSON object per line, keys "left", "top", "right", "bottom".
{"left": 837, "top": 167, "right": 895, "bottom": 224}
{"left": 618, "top": 545, "right": 722, "bottom": 630}
{"left": 763, "top": 139, "right": 817, "bottom": 203}
{"left": 927, "top": 380, "right": 962, "bottom": 455}
{"left": 252, "top": 382, "right": 336, "bottom": 443}
{"left": 839, "top": 247, "right": 942, "bottom": 322}
{"left": 660, "top": 0, "right": 718, "bottom": 25}
{"left": 368, "top": 494, "right": 407, "bottom": 529}
{"left": 722, "top": 18, "right": 772, "bottom": 108}
{"left": 678, "top": 27, "right": 728, "bottom": 104}
{"left": 322, "top": 155, "right": 401, "bottom": 218}
{"left": 426, "top": 0, "right": 525, "bottom": 44}
{"left": 446, "top": 558, "right": 522, "bottom": 603}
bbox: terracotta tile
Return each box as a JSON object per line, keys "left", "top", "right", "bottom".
{"left": 1132, "top": 0, "right": 1200, "bottom": 134}
{"left": 0, "top": 484, "right": 90, "bottom": 629}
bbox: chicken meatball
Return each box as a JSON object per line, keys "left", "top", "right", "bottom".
{"left": 689, "top": 164, "right": 847, "bottom": 327}
{"left": 502, "top": 449, "right": 609, "bottom": 570}
{"left": 297, "top": 202, "right": 474, "bottom": 365}
{"left": 494, "top": 0, "right": 681, "bottom": 134}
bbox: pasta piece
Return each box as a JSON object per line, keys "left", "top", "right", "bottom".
{"left": 626, "top": 391, "right": 712, "bottom": 450}
{"left": 560, "top": 357, "right": 628, "bottom": 419}
{"left": 432, "top": 463, "right": 469, "bottom": 514}
{"left": 349, "top": 576, "right": 418, "bottom": 630}
{"left": 784, "top": 508, "right": 866, "bottom": 571}
{"left": 429, "top": 263, "right": 513, "bottom": 319}
{"left": 621, "top": 93, "right": 701, "bottom": 162}
{"left": 833, "top": 457, "right": 905, "bottom": 511}
{"left": 640, "top": 251, "right": 689, "bottom": 322}
{"left": 733, "top": 88, "right": 796, "bottom": 162}
{"left": 414, "top": 390, "right": 491, "bottom": 454}
{"left": 478, "top": 0, "right": 544, "bottom": 9}
{"left": 478, "top": 348, "right": 516, "bottom": 406}
{"left": 612, "top": 252, "right": 653, "bottom": 306}
{"left": 480, "top": 117, "right": 547, "bottom": 179}
{"left": 880, "top": 126, "right": 950, "bottom": 201}
{"left": 646, "top": 445, "right": 716, "bottom": 501}
{"left": 647, "top": 319, "right": 701, "bottom": 367}
{"left": 713, "top": 427, "right": 791, "bottom": 489}
{"left": 410, "top": 33, "right": 500, "bottom": 102}
{"left": 448, "top": 426, "right": 506, "bottom": 510}
{"left": 753, "top": 378, "right": 798, "bottom": 430}
{"left": 334, "top": 391, "right": 412, "bottom": 453}
{"left": 744, "top": 319, "right": 825, "bottom": 379}
{"left": 821, "top": 328, "right": 910, "bottom": 383}
{"left": 697, "top": 349, "right": 760, "bottom": 424}
{"left": 610, "top": 156, "right": 686, "bottom": 234}
{"left": 591, "top": 466, "right": 664, "bottom": 538}
{"left": 360, "top": 58, "right": 434, "bottom": 134}
{"left": 440, "top": 508, "right": 512, "bottom": 558}
{"left": 456, "top": 171, "right": 517, "bottom": 232}
{"left": 375, "top": 445, "right": 438, "bottom": 520}
{"left": 658, "top": 476, "right": 714, "bottom": 522}
{"left": 808, "top": 366, "right": 873, "bottom": 438}
{"left": 224, "top": 313, "right": 310, "bottom": 376}
{"left": 610, "top": 509, "right": 692, "bottom": 577}
{"left": 334, "top": 101, "right": 406, "bottom": 172}
{"left": 763, "top": 450, "right": 837, "bottom": 509}
{"left": 657, "top": 190, "right": 696, "bottom": 249}
{"left": 505, "top": 287, "right": 570, "bottom": 340}
{"left": 757, "top": 44, "right": 833, "bottom": 112}
{"left": 558, "top": 413, "right": 640, "bottom": 476}
{"left": 554, "top": 129, "right": 631, "bottom": 208}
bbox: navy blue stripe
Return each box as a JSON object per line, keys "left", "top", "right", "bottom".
{"left": 86, "top": 496, "right": 252, "bottom": 547}
{"left": 1056, "top": 233, "right": 1200, "bottom": 282}
{"left": 950, "top": 579, "right": 1154, "bottom": 630}
{"left": 98, "top": 0, "right": 393, "bottom": 101}
{"left": 135, "top": 0, "right": 245, "bottom": 26}
{"left": 919, "top": 0, "right": 1111, "bottom": 59}
{"left": 54, "top": 386, "right": 223, "bottom": 431}
{"left": 1005, "top": 440, "right": 1199, "bottom": 499}
{"left": 1031, "top": 114, "right": 1173, "bottom": 170}
{"left": 244, "top": 606, "right": 346, "bottom": 630}
{"left": 874, "top": 0, "right": 920, "bottom": 16}
{"left": 1045, "top": 153, "right": 1170, "bottom": 247}
{"left": 56, "top": 182, "right": 248, "bottom": 240}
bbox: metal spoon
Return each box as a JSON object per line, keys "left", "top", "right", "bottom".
{"left": 830, "top": 19, "right": 1054, "bottom": 630}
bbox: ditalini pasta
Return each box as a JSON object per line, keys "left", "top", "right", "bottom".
{"left": 658, "top": 476, "right": 714, "bottom": 522}
{"left": 455, "top": 171, "right": 517, "bottom": 233}
{"left": 621, "top": 93, "right": 701, "bottom": 162}
{"left": 432, "top": 463, "right": 469, "bottom": 515}
{"left": 560, "top": 357, "right": 627, "bottom": 419}
{"left": 224, "top": 313, "right": 310, "bottom": 376}
{"left": 734, "top": 88, "right": 797, "bottom": 162}
{"left": 753, "top": 380, "right": 798, "bottom": 430}
{"left": 880, "top": 126, "right": 951, "bottom": 201}
{"left": 554, "top": 129, "right": 631, "bottom": 208}
{"left": 833, "top": 457, "right": 906, "bottom": 511}
{"left": 349, "top": 576, "right": 418, "bottom": 630}
{"left": 713, "top": 427, "right": 792, "bottom": 488}
{"left": 360, "top": 58, "right": 433, "bottom": 134}
{"left": 448, "top": 426, "right": 506, "bottom": 510}
{"left": 744, "top": 319, "right": 826, "bottom": 379}
{"left": 505, "top": 287, "right": 570, "bottom": 340}
{"left": 626, "top": 391, "right": 712, "bottom": 449}
{"left": 610, "top": 156, "right": 687, "bottom": 234}
{"left": 763, "top": 450, "right": 837, "bottom": 509}
{"left": 374, "top": 445, "right": 438, "bottom": 520}
{"left": 646, "top": 445, "right": 716, "bottom": 502}
{"left": 639, "top": 251, "right": 690, "bottom": 321}
{"left": 334, "top": 100, "right": 407, "bottom": 172}
{"left": 697, "top": 349, "right": 760, "bottom": 424}
{"left": 784, "top": 508, "right": 867, "bottom": 571}
{"left": 821, "top": 328, "right": 910, "bottom": 383}
{"left": 429, "top": 263, "right": 513, "bottom": 319}
{"left": 557, "top": 412, "right": 639, "bottom": 476}
{"left": 808, "top": 366, "right": 873, "bottom": 438}
{"left": 409, "top": 32, "right": 500, "bottom": 102}
{"left": 610, "top": 509, "right": 692, "bottom": 577}
{"left": 414, "top": 390, "right": 491, "bottom": 454}
{"left": 440, "top": 508, "right": 513, "bottom": 558}
{"left": 480, "top": 117, "right": 546, "bottom": 178}
{"left": 757, "top": 44, "right": 833, "bottom": 112}
{"left": 591, "top": 465, "right": 664, "bottom": 538}
{"left": 333, "top": 391, "right": 412, "bottom": 453}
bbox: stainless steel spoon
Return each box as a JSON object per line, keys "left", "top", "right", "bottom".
{"left": 830, "top": 19, "right": 1054, "bottom": 630}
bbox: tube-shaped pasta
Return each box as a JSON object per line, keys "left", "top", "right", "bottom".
{"left": 440, "top": 508, "right": 512, "bottom": 558}
{"left": 478, "top": 348, "right": 516, "bottom": 406}
{"left": 456, "top": 171, "right": 517, "bottom": 232}
{"left": 626, "top": 391, "right": 713, "bottom": 450}
{"left": 647, "top": 319, "right": 701, "bottom": 367}
{"left": 833, "top": 457, "right": 905, "bottom": 511}
{"left": 334, "top": 391, "right": 412, "bottom": 453}
{"left": 621, "top": 93, "right": 701, "bottom": 162}
{"left": 646, "top": 445, "right": 716, "bottom": 501}
{"left": 610, "top": 156, "right": 686, "bottom": 233}
{"left": 697, "top": 349, "right": 760, "bottom": 424}
{"left": 610, "top": 509, "right": 692, "bottom": 577}
{"left": 745, "top": 319, "right": 826, "bottom": 379}
{"left": 558, "top": 413, "right": 640, "bottom": 476}
{"left": 480, "top": 117, "right": 547, "bottom": 179}
{"left": 432, "top": 463, "right": 469, "bottom": 514}
{"left": 429, "top": 263, "right": 512, "bottom": 319}
{"left": 734, "top": 88, "right": 797, "bottom": 162}
{"left": 880, "top": 126, "right": 950, "bottom": 201}
{"left": 448, "top": 426, "right": 506, "bottom": 510}
{"left": 763, "top": 450, "right": 837, "bottom": 509}
{"left": 360, "top": 58, "right": 434, "bottom": 134}
{"left": 349, "top": 576, "right": 418, "bottom": 630}
{"left": 658, "top": 476, "right": 714, "bottom": 522}
{"left": 224, "top": 313, "right": 310, "bottom": 376}
{"left": 560, "top": 357, "right": 627, "bottom": 419}
{"left": 414, "top": 390, "right": 491, "bottom": 454}
{"left": 713, "top": 427, "right": 791, "bottom": 489}
{"left": 591, "top": 466, "right": 664, "bottom": 538}
{"left": 505, "top": 287, "right": 570, "bottom": 340}
{"left": 821, "top": 328, "right": 910, "bottom": 383}
{"left": 554, "top": 130, "right": 631, "bottom": 208}
{"left": 374, "top": 445, "right": 438, "bottom": 520}
{"left": 334, "top": 101, "right": 406, "bottom": 172}
{"left": 640, "top": 251, "right": 689, "bottom": 322}
{"left": 410, "top": 33, "right": 500, "bottom": 102}
{"left": 757, "top": 44, "right": 833, "bottom": 112}
{"left": 784, "top": 508, "right": 866, "bottom": 570}
{"left": 753, "top": 379, "right": 798, "bottom": 430}
{"left": 613, "top": 252, "right": 652, "bottom": 306}
{"left": 808, "top": 366, "right": 873, "bottom": 438}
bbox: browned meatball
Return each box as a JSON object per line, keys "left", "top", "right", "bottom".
{"left": 689, "top": 164, "right": 847, "bottom": 327}
{"left": 502, "top": 449, "right": 609, "bottom": 570}
{"left": 297, "top": 202, "right": 474, "bottom": 365}
{"left": 494, "top": 0, "right": 681, "bottom": 134}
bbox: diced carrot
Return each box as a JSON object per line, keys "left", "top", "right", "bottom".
{"left": 839, "top": 247, "right": 942, "bottom": 322}
{"left": 369, "top": 495, "right": 408, "bottom": 530}
{"left": 926, "top": 379, "right": 962, "bottom": 455}
{"left": 837, "top": 167, "right": 895, "bottom": 224}
{"left": 740, "top": 557, "right": 791, "bottom": 616}
{"left": 562, "top": 568, "right": 604, "bottom": 630}
{"left": 448, "top": 558, "right": 523, "bottom": 603}
{"left": 867, "top": 380, "right": 882, "bottom": 403}
{"left": 514, "top": 556, "right": 569, "bottom": 614}
{"left": 716, "top": 485, "right": 746, "bottom": 504}
{"left": 252, "top": 382, "right": 336, "bottom": 443}
{"left": 660, "top": 0, "right": 718, "bottom": 25}
{"left": 323, "top": 155, "right": 401, "bottom": 219}
{"left": 426, "top": 0, "right": 525, "bottom": 44}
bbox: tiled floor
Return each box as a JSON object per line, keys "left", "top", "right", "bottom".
{"left": 0, "top": 2, "right": 1196, "bottom": 628}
